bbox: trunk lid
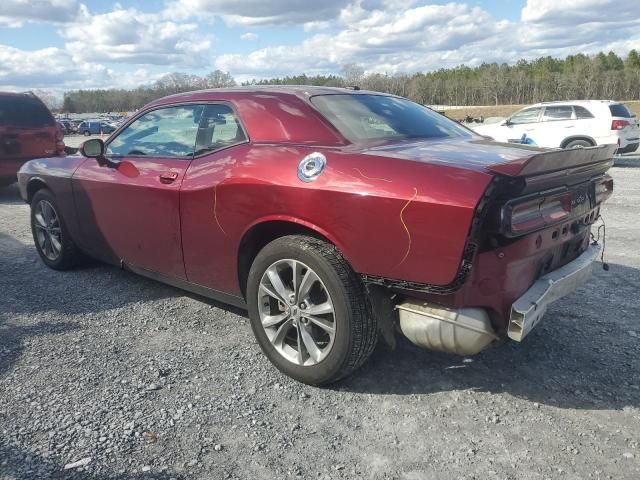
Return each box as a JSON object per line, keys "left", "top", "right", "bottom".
{"left": 355, "top": 137, "right": 616, "bottom": 179}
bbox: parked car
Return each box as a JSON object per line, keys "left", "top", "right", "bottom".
{"left": 17, "top": 87, "right": 614, "bottom": 384}
{"left": 77, "top": 120, "right": 116, "bottom": 136}
{"left": 0, "top": 91, "right": 65, "bottom": 187}
{"left": 57, "top": 120, "right": 73, "bottom": 135}
{"left": 473, "top": 100, "right": 640, "bottom": 153}
{"left": 69, "top": 120, "right": 82, "bottom": 133}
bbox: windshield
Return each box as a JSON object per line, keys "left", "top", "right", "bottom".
{"left": 310, "top": 94, "right": 471, "bottom": 143}
{"left": 609, "top": 103, "right": 634, "bottom": 118}
{"left": 0, "top": 95, "right": 54, "bottom": 128}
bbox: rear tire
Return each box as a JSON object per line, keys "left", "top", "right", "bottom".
{"left": 30, "top": 189, "right": 80, "bottom": 270}
{"left": 564, "top": 139, "right": 593, "bottom": 149}
{"left": 246, "top": 235, "right": 378, "bottom": 385}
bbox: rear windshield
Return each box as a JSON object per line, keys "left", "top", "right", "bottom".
{"left": 310, "top": 94, "right": 471, "bottom": 143}
{"left": 609, "top": 103, "right": 634, "bottom": 118}
{"left": 0, "top": 95, "right": 54, "bottom": 128}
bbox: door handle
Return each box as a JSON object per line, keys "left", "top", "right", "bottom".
{"left": 159, "top": 171, "right": 179, "bottom": 184}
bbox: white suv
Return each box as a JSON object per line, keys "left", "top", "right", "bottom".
{"left": 473, "top": 100, "right": 640, "bottom": 153}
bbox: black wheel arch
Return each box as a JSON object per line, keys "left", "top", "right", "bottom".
{"left": 560, "top": 136, "right": 596, "bottom": 148}
{"left": 26, "top": 177, "right": 49, "bottom": 203}
{"left": 237, "top": 221, "right": 335, "bottom": 299}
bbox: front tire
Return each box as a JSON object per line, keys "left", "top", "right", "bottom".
{"left": 564, "top": 139, "right": 593, "bottom": 149}
{"left": 247, "top": 235, "right": 378, "bottom": 385}
{"left": 30, "top": 189, "right": 80, "bottom": 270}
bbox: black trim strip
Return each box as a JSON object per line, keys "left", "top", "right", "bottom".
{"left": 125, "top": 263, "right": 247, "bottom": 309}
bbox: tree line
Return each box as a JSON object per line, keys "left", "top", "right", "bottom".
{"left": 61, "top": 50, "right": 640, "bottom": 113}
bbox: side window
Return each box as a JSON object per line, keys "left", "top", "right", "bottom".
{"left": 574, "top": 106, "right": 595, "bottom": 119}
{"left": 194, "top": 104, "right": 247, "bottom": 155}
{"left": 542, "top": 106, "right": 573, "bottom": 121}
{"left": 106, "top": 105, "right": 204, "bottom": 158}
{"left": 509, "top": 107, "right": 542, "bottom": 124}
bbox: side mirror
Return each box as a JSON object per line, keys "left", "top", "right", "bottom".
{"left": 503, "top": 119, "right": 513, "bottom": 126}
{"left": 80, "top": 138, "right": 113, "bottom": 167}
{"left": 81, "top": 138, "right": 105, "bottom": 158}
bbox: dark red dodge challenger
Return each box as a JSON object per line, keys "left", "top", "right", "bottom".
{"left": 18, "top": 86, "right": 614, "bottom": 385}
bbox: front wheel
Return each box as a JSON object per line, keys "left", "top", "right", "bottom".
{"left": 247, "top": 235, "right": 378, "bottom": 385}
{"left": 30, "top": 189, "right": 80, "bottom": 270}
{"left": 564, "top": 139, "right": 593, "bottom": 149}
{"left": 83, "top": 130, "right": 91, "bottom": 136}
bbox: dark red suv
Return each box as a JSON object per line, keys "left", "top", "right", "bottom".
{"left": 0, "top": 92, "right": 64, "bottom": 187}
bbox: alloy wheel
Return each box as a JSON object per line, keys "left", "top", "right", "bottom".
{"left": 34, "top": 200, "right": 62, "bottom": 261}
{"left": 258, "top": 259, "right": 336, "bottom": 366}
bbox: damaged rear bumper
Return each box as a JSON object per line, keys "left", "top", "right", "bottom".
{"left": 394, "top": 243, "right": 602, "bottom": 355}
{"left": 507, "top": 243, "right": 601, "bottom": 342}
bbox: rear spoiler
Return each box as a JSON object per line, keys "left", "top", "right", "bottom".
{"left": 487, "top": 144, "right": 618, "bottom": 177}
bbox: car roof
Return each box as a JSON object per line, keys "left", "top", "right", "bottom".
{"left": 152, "top": 85, "right": 392, "bottom": 106}
{"left": 529, "top": 100, "right": 622, "bottom": 108}
{"left": 0, "top": 91, "right": 43, "bottom": 99}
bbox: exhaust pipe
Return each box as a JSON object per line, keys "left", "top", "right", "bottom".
{"left": 397, "top": 300, "right": 499, "bottom": 356}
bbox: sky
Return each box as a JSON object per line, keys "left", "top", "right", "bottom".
{"left": 0, "top": 0, "right": 639, "bottom": 92}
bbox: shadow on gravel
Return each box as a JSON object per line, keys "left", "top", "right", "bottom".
{"left": 0, "top": 231, "right": 185, "bottom": 320}
{"left": 339, "top": 263, "right": 640, "bottom": 412}
{"left": 0, "top": 315, "right": 79, "bottom": 378}
{"left": 0, "top": 183, "right": 23, "bottom": 205}
{"left": 0, "top": 444, "right": 185, "bottom": 480}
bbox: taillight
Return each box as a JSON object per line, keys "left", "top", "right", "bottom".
{"left": 595, "top": 176, "right": 613, "bottom": 204}
{"left": 504, "top": 191, "right": 572, "bottom": 236}
{"left": 55, "top": 124, "right": 66, "bottom": 155}
{"left": 612, "top": 120, "right": 629, "bottom": 130}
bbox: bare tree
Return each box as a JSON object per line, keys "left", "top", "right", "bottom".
{"left": 341, "top": 63, "right": 365, "bottom": 86}
{"left": 204, "top": 70, "right": 236, "bottom": 88}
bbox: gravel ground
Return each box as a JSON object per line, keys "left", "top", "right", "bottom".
{"left": 1, "top": 168, "right": 639, "bottom": 480}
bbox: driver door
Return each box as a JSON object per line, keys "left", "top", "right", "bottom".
{"left": 72, "top": 104, "right": 203, "bottom": 279}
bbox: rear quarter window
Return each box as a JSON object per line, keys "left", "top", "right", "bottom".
{"left": 573, "top": 106, "right": 594, "bottom": 119}
{"left": 542, "top": 106, "right": 573, "bottom": 121}
{"left": 310, "top": 94, "right": 470, "bottom": 143}
{"left": 609, "top": 104, "right": 634, "bottom": 118}
{"left": 0, "top": 95, "right": 54, "bottom": 128}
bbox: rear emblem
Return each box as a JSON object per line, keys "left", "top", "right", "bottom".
{"left": 297, "top": 152, "right": 326, "bottom": 183}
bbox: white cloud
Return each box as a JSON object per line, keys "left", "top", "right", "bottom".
{"left": 522, "top": 0, "right": 640, "bottom": 25}
{"left": 168, "top": 0, "right": 351, "bottom": 26}
{"left": 217, "top": 0, "right": 640, "bottom": 78}
{"left": 0, "top": 0, "right": 82, "bottom": 26}
{"left": 62, "top": 7, "right": 212, "bottom": 66}
{"left": 2, "top": 0, "right": 640, "bottom": 91}
{"left": 520, "top": 0, "right": 640, "bottom": 50}
{"left": 240, "top": 32, "right": 258, "bottom": 41}
{"left": 217, "top": 3, "right": 504, "bottom": 76}
{"left": 0, "top": 44, "right": 109, "bottom": 89}
{"left": 0, "top": 44, "right": 167, "bottom": 92}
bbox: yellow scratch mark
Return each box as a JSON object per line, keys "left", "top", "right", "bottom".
{"left": 353, "top": 167, "right": 393, "bottom": 183}
{"left": 213, "top": 186, "right": 227, "bottom": 236}
{"left": 397, "top": 187, "right": 418, "bottom": 266}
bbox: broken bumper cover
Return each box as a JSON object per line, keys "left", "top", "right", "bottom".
{"left": 508, "top": 244, "right": 601, "bottom": 342}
